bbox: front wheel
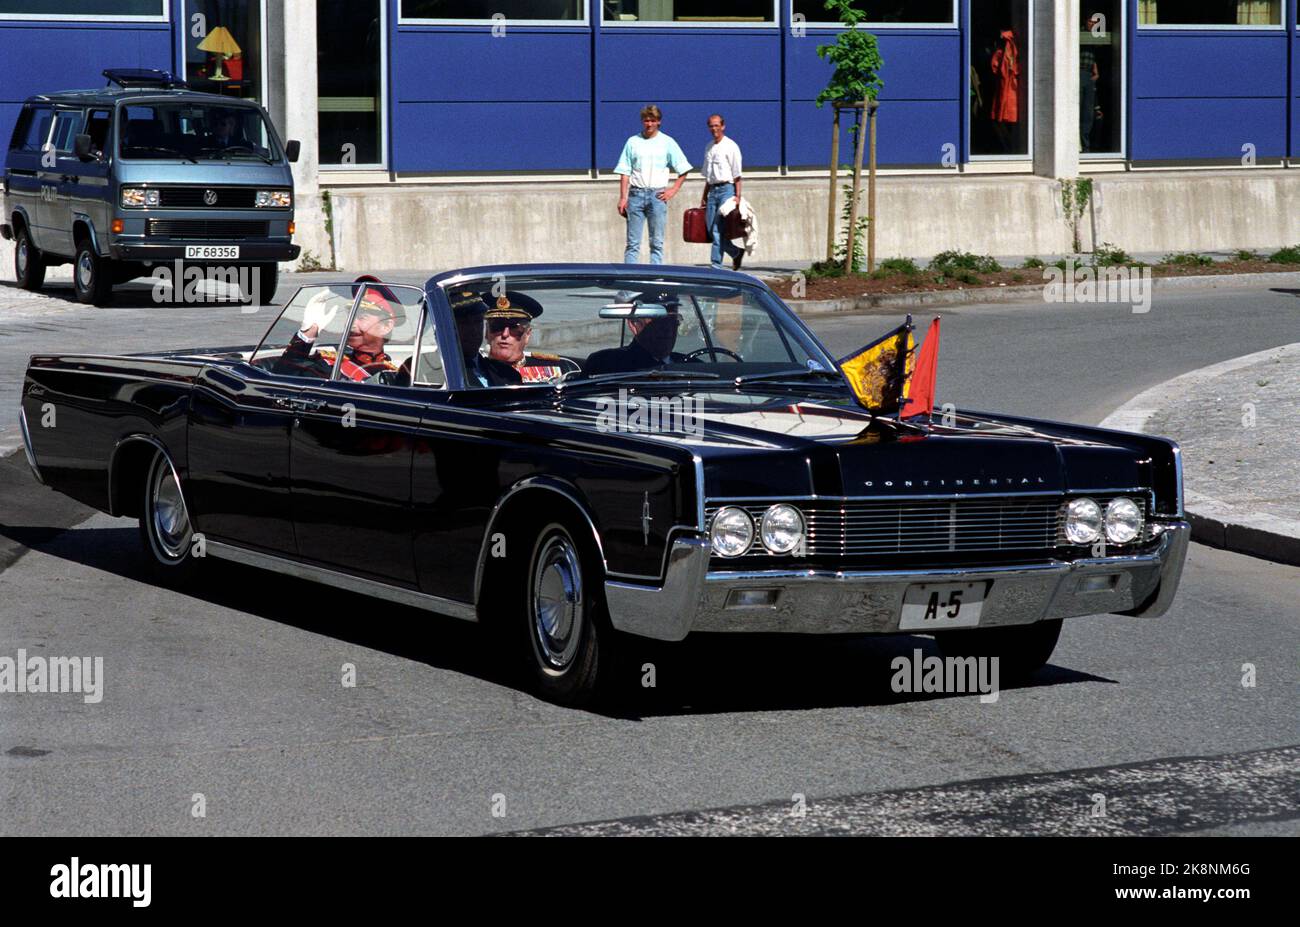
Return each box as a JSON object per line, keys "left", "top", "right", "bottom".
{"left": 934, "top": 619, "right": 1063, "bottom": 683}
{"left": 14, "top": 225, "right": 45, "bottom": 291}
{"left": 519, "top": 521, "right": 615, "bottom": 706}
{"left": 240, "top": 262, "right": 279, "bottom": 308}
{"left": 73, "top": 240, "right": 113, "bottom": 305}
{"left": 138, "top": 449, "right": 199, "bottom": 580}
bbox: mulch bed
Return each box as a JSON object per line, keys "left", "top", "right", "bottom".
{"left": 768, "top": 258, "right": 1298, "bottom": 301}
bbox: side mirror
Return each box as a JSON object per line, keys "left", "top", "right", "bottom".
{"left": 285, "top": 139, "right": 300, "bottom": 163}
{"left": 73, "top": 134, "right": 94, "bottom": 161}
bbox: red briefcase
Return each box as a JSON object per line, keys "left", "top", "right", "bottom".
{"left": 682, "top": 207, "right": 710, "bottom": 243}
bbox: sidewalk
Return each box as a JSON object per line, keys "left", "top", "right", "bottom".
{"left": 1100, "top": 343, "right": 1300, "bottom": 567}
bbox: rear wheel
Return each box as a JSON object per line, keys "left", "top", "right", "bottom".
{"left": 73, "top": 238, "right": 113, "bottom": 305}
{"left": 934, "top": 619, "right": 1063, "bottom": 683}
{"left": 138, "top": 449, "right": 199, "bottom": 580}
{"left": 14, "top": 225, "right": 45, "bottom": 291}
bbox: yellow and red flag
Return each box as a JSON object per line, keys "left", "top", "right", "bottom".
{"left": 837, "top": 316, "right": 915, "bottom": 414}
{"left": 901, "top": 317, "right": 941, "bottom": 419}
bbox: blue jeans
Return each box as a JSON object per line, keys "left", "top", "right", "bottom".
{"left": 624, "top": 186, "right": 667, "bottom": 264}
{"left": 706, "top": 182, "right": 743, "bottom": 268}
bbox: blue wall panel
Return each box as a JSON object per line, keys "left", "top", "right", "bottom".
{"left": 391, "top": 29, "right": 591, "bottom": 102}
{"left": 0, "top": 22, "right": 173, "bottom": 143}
{"left": 596, "top": 101, "right": 782, "bottom": 172}
{"left": 786, "top": 31, "right": 960, "bottom": 166}
{"left": 393, "top": 101, "right": 591, "bottom": 171}
{"left": 1131, "top": 31, "right": 1288, "bottom": 159}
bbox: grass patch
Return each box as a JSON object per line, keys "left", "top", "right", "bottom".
{"left": 1092, "top": 242, "right": 1144, "bottom": 268}
{"left": 1159, "top": 251, "right": 1214, "bottom": 267}
{"left": 1267, "top": 245, "right": 1300, "bottom": 264}
{"left": 1235, "top": 249, "right": 1260, "bottom": 262}
{"left": 929, "top": 250, "right": 1002, "bottom": 275}
{"left": 1021, "top": 256, "right": 1046, "bottom": 269}
{"left": 870, "top": 257, "right": 922, "bottom": 279}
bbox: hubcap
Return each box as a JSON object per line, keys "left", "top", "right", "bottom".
{"left": 77, "top": 251, "right": 94, "bottom": 289}
{"left": 16, "top": 239, "right": 27, "bottom": 275}
{"left": 531, "top": 533, "right": 583, "bottom": 671}
{"left": 151, "top": 458, "right": 191, "bottom": 560}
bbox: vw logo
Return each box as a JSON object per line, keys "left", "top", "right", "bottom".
{"left": 203, "top": 189, "right": 218, "bottom": 206}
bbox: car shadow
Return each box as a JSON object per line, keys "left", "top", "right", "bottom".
{"left": 0, "top": 280, "right": 282, "bottom": 310}
{"left": 1, "top": 522, "right": 1114, "bottom": 719}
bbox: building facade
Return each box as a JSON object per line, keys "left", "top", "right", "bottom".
{"left": 5, "top": 1, "right": 1300, "bottom": 267}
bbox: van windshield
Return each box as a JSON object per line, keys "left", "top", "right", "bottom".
{"left": 119, "top": 103, "right": 279, "bottom": 162}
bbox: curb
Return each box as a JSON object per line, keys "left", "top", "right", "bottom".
{"left": 784, "top": 268, "right": 1300, "bottom": 315}
{"left": 1098, "top": 343, "right": 1300, "bottom": 567}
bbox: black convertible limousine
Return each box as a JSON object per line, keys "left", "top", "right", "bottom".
{"left": 19, "top": 264, "right": 1189, "bottom": 705}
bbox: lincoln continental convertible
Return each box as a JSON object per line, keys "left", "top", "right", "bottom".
{"left": 19, "top": 264, "right": 1189, "bottom": 705}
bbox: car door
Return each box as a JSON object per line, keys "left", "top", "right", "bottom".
{"left": 6, "top": 104, "right": 52, "bottom": 249}
{"left": 186, "top": 283, "right": 362, "bottom": 555}
{"left": 65, "top": 108, "right": 113, "bottom": 245}
{"left": 289, "top": 284, "right": 430, "bottom": 585}
{"left": 42, "top": 107, "right": 85, "bottom": 256}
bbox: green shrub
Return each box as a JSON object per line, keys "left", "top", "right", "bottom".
{"left": 1235, "top": 249, "right": 1260, "bottom": 262}
{"left": 1267, "top": 245, "right": 1300, "bottom": 264}
{"left": 1160, "top": 251, "right": 1213, "bottom": 267}
{"left": 1093, "top": 242, "right": 1142, "bottom": 267}
{"left": 929, "top": 250, "right": 1002, "bottom": 275}
{"left": 806, "top": 260, "right": 846, "bottom": 279}
{"left": 870, "top": 257, "right": 921, "bottom": 279}
{"left": 1021, "top": 256, "right": 1046, "bottom": 269}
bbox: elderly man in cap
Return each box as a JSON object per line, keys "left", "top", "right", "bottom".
{"left": 583, "top": 291, "right": 692, "bottom": 377}
{"left": 448, "top": 288, "right": 521, "bottom": 388}
{"left": 275, "top": 275, "right": 402, "bottom": 381}
{"left": 484, "top": 291, "right": 579, "bottom": 383}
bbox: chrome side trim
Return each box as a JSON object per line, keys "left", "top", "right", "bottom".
{"left": 207, "top": 541, "right": 477, "bottom": 622}
{"left": 605, "top": 537, "right": 710, "bottom": 641}
{"left": 18, "top": 404, "right": 42, "bottom": 484}
{"left": 1171, "top": 441, "right": 1185, "bottom": 517}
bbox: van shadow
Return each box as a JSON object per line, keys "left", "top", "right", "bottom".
{"left": 2, "top": 522, "right": 1113, "bottom": 719}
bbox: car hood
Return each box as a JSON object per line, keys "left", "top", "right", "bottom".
{"left": 510, "top": 387, "right": 1150, "bottom": 499}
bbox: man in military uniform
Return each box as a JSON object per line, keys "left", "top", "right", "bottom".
{"left": 583, "top": 290, "right": 692, "bottom": 376}
{"left": 449, "top": 288, "right": 520, "bottom": 388}
{"left": 274, "top": 276, "right": 403, "bottom": 382}
{"left": 483, "top": 290, "right": 580, "bottom": 383}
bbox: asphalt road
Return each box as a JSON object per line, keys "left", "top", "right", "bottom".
{"left": 1, "top": 276, "right": 1297, "bottom": 835}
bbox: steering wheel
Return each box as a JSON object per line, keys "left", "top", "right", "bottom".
{"left": 682, "top": 346, "right": 744, "bottom": 363}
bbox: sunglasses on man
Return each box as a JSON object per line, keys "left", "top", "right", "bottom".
{"left": 487, "top": 320, "right": 530, "bottom": 337}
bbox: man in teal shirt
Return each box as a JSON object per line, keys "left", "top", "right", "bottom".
{"left": 615, "top": 104, "right": 692, "bottom": 264}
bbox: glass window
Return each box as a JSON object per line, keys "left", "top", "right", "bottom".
{"left": 10, "top": 106, "right": 52, "bottom": 152}
{"left": 792, "top": 0, "right": 955, "bottom": 25}
{"left": 318, "top": 0, "right": 384, "bottom": 166}
{"left": 1080, "top": 3, "right": 1123, "bottom": 156}
{"left": 49, "top": 110, "right": 85, "bottom": 153}
{"left": 970, "top": 0, "right": 1030, "bottom": 157}
{"left": 413, "top": 313, "right": 447, "bottom": 388}
{"left": 119, "top": 103, "right": 280, "bottom": 162}
{"left": 443, "top": 275, "right": 831, "bottom": 388}
{"left": 0, "top": 1, "right": 165, "bottom": 17}
{"left": 401, "top": 0, "right": 583, "bottom": 20}
{"left": 1138, "top": 1, "right": 1281, "bottom": 26}
{"left": 252, "top": 285, "right": 358, "bottom": 380}
{"left": 85, "top": 110, "right": 112, "bottom": 158}
{"left": 605, "top": 0, "right": 773, "bottom": 22}
{"left": 183, "top": 1, "right": 264, "bottom": 101}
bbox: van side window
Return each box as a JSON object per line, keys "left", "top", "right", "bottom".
{"left": 10, "top": 106, "right": 52, "bottom": 153}
{"left": 50, "top": 110, "right": 85, "bottom": 153}
{"left": 86, "top": 110, "right": 112, "bottom": 158}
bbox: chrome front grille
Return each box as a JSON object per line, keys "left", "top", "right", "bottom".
{"left": 706, "top": 493, "right": 1153, "bottom": 558}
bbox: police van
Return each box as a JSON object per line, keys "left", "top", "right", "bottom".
{"left": 2, "top": 68, "right": 299, "bottom": 306}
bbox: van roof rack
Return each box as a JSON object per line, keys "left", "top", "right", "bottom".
{"left": 102, "top": 68, "right": 188, "bottom": 89}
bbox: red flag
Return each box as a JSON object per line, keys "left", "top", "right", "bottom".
{"left": 901, "top": 317, "right": 940, "bottom": 419}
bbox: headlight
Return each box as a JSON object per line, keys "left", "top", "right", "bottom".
{"left": 710, "top": 506, "right": 753, "bottom": 558}
{"left": 1105, "top": 497, "right": 1143, "bottom": 544}
{"left": 120, "top": 187, "right": 159, "bottom": 207}
{"left": 255, "top": 190, "right": 292, "bottom": 208}
{"left": 1064, "top": 497, "right": 1103, "bottom": 545}
{"left": 760, "top": 503, "right": 805, "bottom": 554}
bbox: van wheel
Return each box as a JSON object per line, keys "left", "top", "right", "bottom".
{"left": 14, "top": 225, "right": 45, "bottom": 291}
{"left": 138, "top": 448, "right": 199, "bottom": 581}
{"left": 73, "top": 240, "right": 113, "bottom": 305}
{"left": 241, "top": 263, "right": 278, "bottom": 308}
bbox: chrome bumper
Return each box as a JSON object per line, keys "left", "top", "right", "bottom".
{"left": 605, "top": 522, "right": 1190, "bottom": 641}
{"left": 18, "top": 404, "right": 43, "bottom": 485}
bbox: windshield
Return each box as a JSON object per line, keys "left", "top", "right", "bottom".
{"left": 442, "top": 274, "right": 836, "bottom": 388}
{"left": 118, "top": 102, "right": 280, "bottom": 161}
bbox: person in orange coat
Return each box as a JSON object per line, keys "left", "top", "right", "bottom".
{"left": 990, "top": 29, "right": 1020, "bottom": 125}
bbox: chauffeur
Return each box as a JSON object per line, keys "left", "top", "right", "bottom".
{"left": 484, "top": 291, "right": 577, "bottom": 382}
{"left": 583, "top": 291, "right": 691, "bottom": 376}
